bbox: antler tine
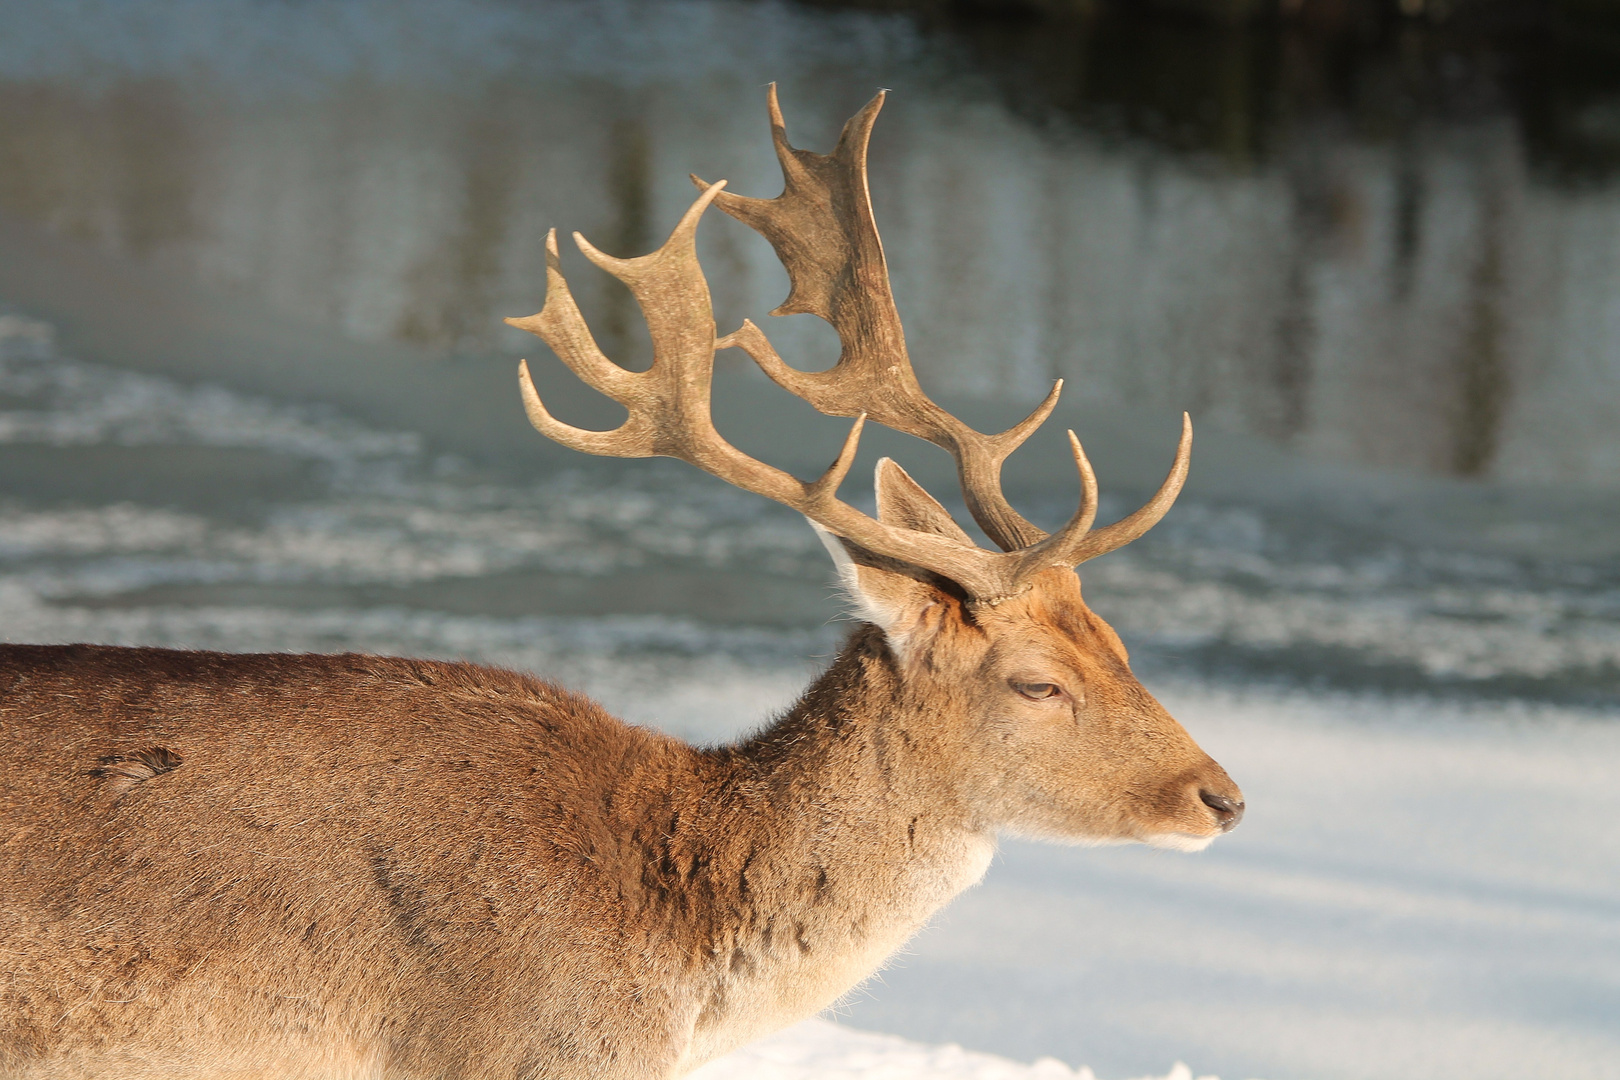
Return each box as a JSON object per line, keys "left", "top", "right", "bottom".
{"left": 1050, "top": 430, "right": 1101, "bottom": 543}
{"left": 980, "top": 417, "right": 1190, "bottom": 581}
{"left": 697, "top": 84, "right": 1054, "bottom": 553}
{"left": 993, "top": 417, "right": 1187, "bottom": 575}
{"left": 1061, "top": 412, "right": 1192, "bottom": 565}
{"left": 509, "top": 229, "right": 655, "bottom": 457}
{"left": 510, "top": 182, "right": 738, "bottom": 466}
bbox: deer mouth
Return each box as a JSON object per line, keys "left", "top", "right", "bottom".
{"left": 1144, "top": 830, "right": 1221, "bottom": 853}
{"left": 1141, "top": 787, "right": 1244, "bottom": 851}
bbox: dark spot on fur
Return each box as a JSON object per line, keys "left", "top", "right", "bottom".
{"left": 89, "top": 746, "right": 182, "bottom": 797}
{"left": 636, "top": 823, "right": 684, "bottom": 909}
{"left": 729, "top": 947, "right": 754, "bottom": 976}
{"left": 908, "top": 816, "right": 917, "bottom": 847}
{"left": 514, "top": 1049, "right": 546, "bottom": 1080}
{"left": 655, "top": 849, "right": 680, "bottom": 891}
{"left": 795, "top": 922, "right": 811, "bottom": 955}
{"left": 814, "top": 866, "right": 830, "bottom": 899}
{"left": 369, "top": 847, "right": 439, "bottom": 954}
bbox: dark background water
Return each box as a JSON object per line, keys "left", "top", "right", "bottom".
{"left": 0, "top": 0, "right": 1617, "bottom": 700}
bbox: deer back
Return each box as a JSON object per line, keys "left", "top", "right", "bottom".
{"left": 0, "top": 646, "right": 719, "bottom": 1078}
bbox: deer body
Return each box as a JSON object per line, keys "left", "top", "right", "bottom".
{"left": 1, "top": 641, "right": 990, "bottom": 1079}
{"left": 0, "top": 88, "right": 1242, "bottom": 1079}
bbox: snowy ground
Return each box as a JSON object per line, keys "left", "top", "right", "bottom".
{"left": 691, "top": 1019, "right": 1213, "bottom": 1080}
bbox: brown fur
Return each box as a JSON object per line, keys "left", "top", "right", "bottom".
{"left": 0, "top": 557, "right": 1239, "bottom": 1080}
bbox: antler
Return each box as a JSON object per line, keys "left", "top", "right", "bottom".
{"left": 508, "top": 88, "right": 1191, "bottom": 604}
{"left": 696, "top": 85, "right": 1191, "bottom": 562}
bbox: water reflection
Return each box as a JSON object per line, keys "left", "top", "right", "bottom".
{"left": 0, "top": 0, "right": 1618, "bottom": 488}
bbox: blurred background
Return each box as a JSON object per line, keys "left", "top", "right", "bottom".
{"left": 1, "top": 1, "right": 1617, "bottom": 1078}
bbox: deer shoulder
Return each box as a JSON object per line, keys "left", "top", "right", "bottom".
{"left": 0, "top": 87, "right": 1241, "bottom": 1080}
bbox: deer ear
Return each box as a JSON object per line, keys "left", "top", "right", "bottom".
{"left": 808, "top": 460, "right": 967, "bottom": 655}
{"left": 873, "top": 458, "right": 975, "bottom": 544}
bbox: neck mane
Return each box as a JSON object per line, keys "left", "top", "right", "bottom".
{"left": 667, "top": 625, "right": 996, "bottom": 1068}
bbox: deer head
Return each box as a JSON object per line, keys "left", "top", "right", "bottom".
{"left": 508, "top": 86, "right": 1242, "bottom": 852}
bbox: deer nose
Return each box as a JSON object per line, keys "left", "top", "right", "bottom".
{"left": 1199, "top": 789, "right": 1245, "bottom": 832}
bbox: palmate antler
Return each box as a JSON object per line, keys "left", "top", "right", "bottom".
{"left": 509, "top": 86, "right": 1190, "bottom": 605}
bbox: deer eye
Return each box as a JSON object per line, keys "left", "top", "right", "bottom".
{"left": 1012, "top": 681, "right": 1062, "bottom": 701}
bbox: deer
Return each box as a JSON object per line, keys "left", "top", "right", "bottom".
{"left": 0, "top": 87, "right": 1242, "bottom": 1080}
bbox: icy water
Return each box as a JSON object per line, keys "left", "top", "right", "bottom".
{"left": 1, "top": 0, "right": 1618, "bottom": 700}
{"left": 1, "top": 2, "right": 1619, "bottom": 1079}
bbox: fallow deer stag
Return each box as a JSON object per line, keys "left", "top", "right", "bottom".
{"left": 0, "top": 87, "right": 1241, "bottom": 1080}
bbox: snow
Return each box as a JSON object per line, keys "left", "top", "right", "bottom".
{"left": 691, "top": 1019, "right": 1220, "bottom": 1080}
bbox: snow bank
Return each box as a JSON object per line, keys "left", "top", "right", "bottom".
{"left": 692, "top": 1019, "right": 1226, "bottom": 1080}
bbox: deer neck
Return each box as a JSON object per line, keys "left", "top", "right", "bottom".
{"left": 677, "top": 625, "right": 996, "bottom": 1069}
